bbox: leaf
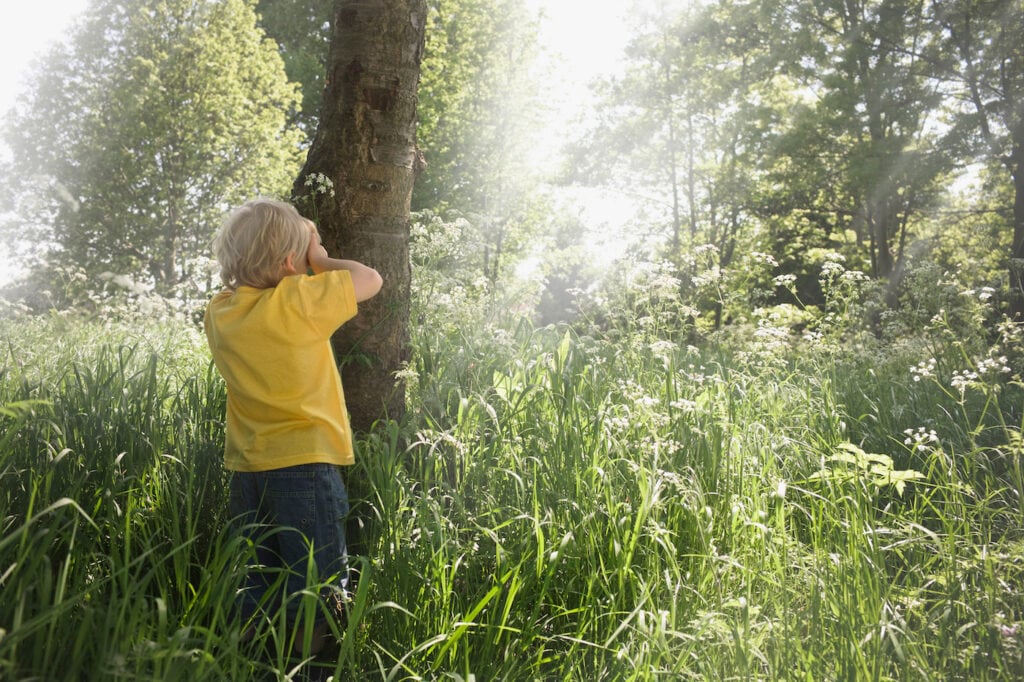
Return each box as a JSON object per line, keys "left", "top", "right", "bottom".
{"left": 878, "top": 468, "right": 925, "bottom": 497}
{"left": 814, "top": 442, "right": 924, "bottom": 495}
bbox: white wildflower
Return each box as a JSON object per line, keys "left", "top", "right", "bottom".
{"left": 773, "top": 273, "right": 797, "bottom": 288}
{"left": 751, "top": 251, "right": 779, "bottom": 267}
{"left": 950, "top": 369, "right": 978, "bottom": 393}
{"left": 910, "top": 358, "right": 936, "bottom": 382}
{"left": 903, "top": 427, "right": 939, "bottom": 447}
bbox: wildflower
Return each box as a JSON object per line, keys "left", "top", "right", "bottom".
{"left": 636, "top": 395, "right": 660, "bottom": 409}
{"left": 802, "top": 329, "right": 824, "bottom": 344}
{"left": 751, "top": 251, "right": 779, "bottom": 267}
{"left": 303, "top": 172, "right": 336, "bottom": 197}
{"left": 819, "top": 260, "right": 845, "bottom": 280}
{"left": 910, "top": 358, "right": 936, "bottom": 382}
{"left": 950, "top": 369, "right": 977, "bottom": 393}
{"left": 670, "top": 398, "right": 697, "bottom": 412}
{"left": 649, "top": 340, "right": 677, "bottom": 356}
{"left": 772, "top": 273, "right": 797, "bottom": 288}
{"left": 840, "top": 269, "right": 868, "bottom": 284}
{"left": 903, "top": 427, "right": 938, "bottom": 447}
{"left": 692, "top": 266, "right": 722, "bottom": 286}
{"left": 976, "top": 356, "right": 1011, "bottom": 377}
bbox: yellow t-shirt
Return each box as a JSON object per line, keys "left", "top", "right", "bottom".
{"left": 203, "top": 270, "right": 358, "bottom": 472}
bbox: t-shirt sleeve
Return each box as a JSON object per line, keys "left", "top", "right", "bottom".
{"left": 286, "top": 270, "right": 358, "bottom": 337}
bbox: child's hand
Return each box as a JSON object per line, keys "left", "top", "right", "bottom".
{"left": 307, "top": 226, "right": 329, "bottom": 272}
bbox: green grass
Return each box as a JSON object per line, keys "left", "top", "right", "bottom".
{"left": 1, "top": 310, "right": 1021, "bottom": 680}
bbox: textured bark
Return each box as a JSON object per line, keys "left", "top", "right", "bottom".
{"left": 294, "top": 0, "right": 426, "bottom": 430}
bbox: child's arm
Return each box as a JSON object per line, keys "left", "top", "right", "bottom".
{"left": 307, "top": 234, "right": 383, "bottom": 303}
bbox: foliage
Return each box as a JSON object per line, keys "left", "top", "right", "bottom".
{"left": 566, "top": 0, "right": 788, "bottom": 282}
{"left": 1, "top": 0, "right": 304, "bottom": 302}
{"left": 776, "top": 0, "right": 951, "bottom": 280}
{"left": 564, "top": 0, "right": 1020, "bottom": 326}
{"left": 413, "top": 0, "right": 546, "bottom": 283}
{"left": 255, "top": 0, "right": 334, "bottom": 136}
{"left": 931, "top": 0, "right": 1024, "bottom": 317}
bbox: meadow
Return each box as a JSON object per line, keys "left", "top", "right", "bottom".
{"left": 1, "top": 271, "right": 1022, "bottom": 680}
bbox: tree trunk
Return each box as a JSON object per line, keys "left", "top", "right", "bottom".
{"left": 293, "top": 0, "right": 426, "bottom": 431}
{"left": 871, "top": 204, "right": 896, "bottom": 280}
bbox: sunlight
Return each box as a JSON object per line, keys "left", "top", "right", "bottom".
{"left": 524, "top": 0, "right": 643, "bottom": 269}
{"left": 0, "top": 2, "right": 88, "bottom": 287}
{"left": 0, "top": 1, "right": 88, "bottom": 114}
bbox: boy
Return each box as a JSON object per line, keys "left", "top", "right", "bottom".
{"left": 203, "top": 198, "right": 382, "bottom": 654}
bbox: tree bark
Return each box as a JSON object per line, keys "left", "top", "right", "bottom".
{"left": 293, "top": 0, "right": 426, "bottom": 431}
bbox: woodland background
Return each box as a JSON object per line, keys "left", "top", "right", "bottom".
{"left": 0, "top": 0, "right": 1022, "bottom": 679}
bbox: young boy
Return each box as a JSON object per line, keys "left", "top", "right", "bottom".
{"left": 203, "top": 198, "right": 382, "bottom": 654}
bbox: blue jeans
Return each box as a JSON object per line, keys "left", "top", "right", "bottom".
{"left": 229, "top": 463, "right": 350, "bottom": 625}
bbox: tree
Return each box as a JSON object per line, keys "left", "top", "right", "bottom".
{"left": 771, "top": 0, "right": 949, "bottom": 284}
{"left": 292, "top": 0, "right": 426, "bottom": 430}
{"left": 566, "top": 0, "right": 785, "bottom": 325}
{"left": 414, "top": 0, "right": 543, "bottom": 284}
{"left": 2, "top": 0, "right": 303, "bottom": 300}
{"left": 255, "top": 0, "right": 335, "bottom": 136}
{"left": 566, "top": 1, "right": 697, "bottom": 262}
{"left": 934, "top": 0, "right": 1024, "bottom": 318}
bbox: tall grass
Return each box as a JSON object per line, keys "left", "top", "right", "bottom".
{"left": 1, "top": 301, "right": 1022, "bottom": 679}
{"left": 0, "top": 315, "right": 255, "bottom": 680}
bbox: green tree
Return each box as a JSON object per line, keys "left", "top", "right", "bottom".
{"left": 3, "top": 0, "right": 303, "bottom": 300}
{"left": 414, "top": 0, "right": 543, "bottom": 283}
{"left": 255, "top": 0, "right": 334, "bottom": 136}
{"left": 567, "top": 2, "right": 695, "bottom": 260}
{"left": 772, "top": 0, "right": 949, "bottom": 284}
{"left": 567, "top": 0, "right": 786, "bottom": 326}
{"left": 933, "top": 0, "right": 1024, "bottom": 318}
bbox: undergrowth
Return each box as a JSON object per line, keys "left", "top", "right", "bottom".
{"left": 0, "top": 291, "right": 1021, "bottom": 679}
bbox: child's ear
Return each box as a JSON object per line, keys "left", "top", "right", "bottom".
{"left": 283, "top": 253, "right": 299, "bottom": 275}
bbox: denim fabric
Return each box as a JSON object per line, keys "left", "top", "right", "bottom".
{"left": 229, "top": 463, "right": 349, "bottom": 625}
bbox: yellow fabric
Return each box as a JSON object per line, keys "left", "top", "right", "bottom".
{"left": 204, "top": 270, "right": 358, "bottom": 472}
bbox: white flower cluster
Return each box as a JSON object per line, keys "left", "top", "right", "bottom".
{"left": 303, "top": 172, "right": 336, "bottom": 197}
{"left": 976, "top": 355, "right": 1012, "bottom": 378}
{"left": 950, "top": 368, "right": 978, "bottom": 393}
{"left": 960, "top": 286, "right": 996, "bottom": 302}
{"left": 772, "top": 273, "right": 797, "bottom": 288}
{"left": 669, "top": 398, "right": 697, "bottom": 413}
{"left": 903, "top": 427, "right": 938, "bottom": 447}
{"left": 910, "top": 358, "right": 936, "bottom": 382}
{"left": 750, "top": 251, "right": 779, "bottom": 267}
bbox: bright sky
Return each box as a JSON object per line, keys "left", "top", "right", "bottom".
{"left": 528, "top": 0, "right": 630, "bottom": 86}
{"left": 0, "top": 1, "right": 90, "bottom": 115}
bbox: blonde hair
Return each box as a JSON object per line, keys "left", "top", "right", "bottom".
{"left": 213, "top": 199, "right": 311, "bottom": 290}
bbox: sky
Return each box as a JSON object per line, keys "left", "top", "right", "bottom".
{"left": 528, "top": 0, "right": 630, "bottom": 85}
{"left": 0, "top": 1, "right": 90, "bottom": 115}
